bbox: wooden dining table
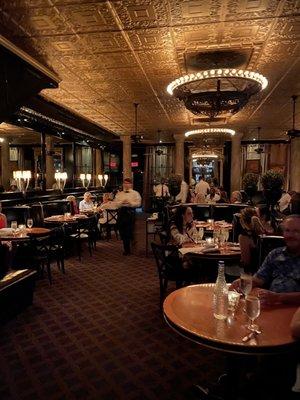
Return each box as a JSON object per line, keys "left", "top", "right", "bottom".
{"left": 163, "top": 284, "right": 299, "bottom": 399}
{"left": 180, "top": 242, "right": 241, "bottom": 261}
{"left": 163, "top": 284, "right": 298, "bottom": 355}
{"left": 0, "top": 227, "right": 51, "bottom": 241}
{"left": 44, "top": 214, "right": 87, "bottom": 224}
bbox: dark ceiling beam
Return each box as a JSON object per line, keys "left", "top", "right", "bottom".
{"left": 0, "top": 36, "right": 59, "bottom": 122}
{"left": 8, "top": 95, "right": 118, "bottom": 146}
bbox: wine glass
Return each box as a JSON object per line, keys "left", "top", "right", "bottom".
{"left": 198, "top": 227, "right": 204, "bottom": 241}
{"left": 223, "top": 229, "right": 229, "bottom": 243}
{"left": 27, "top": 218, "right": 33, "bottom": 229}
{"left": 11, "top": 220, "right": 18, "bottom": 236}
{"left": 245, "top": 295, "right": 260, "bottom": 331}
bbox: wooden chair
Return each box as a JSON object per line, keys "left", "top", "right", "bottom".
{"left": 151, "top": 242, "right": 187, "bottom": 306}
{"left": 258, "top": 235, "right": 285, "bottom": 266}
{"left": 69, "top": 216, "right": 97, "bottom": 260}
{"left": 100, "top": 209, "right": 118, "bottom": 240}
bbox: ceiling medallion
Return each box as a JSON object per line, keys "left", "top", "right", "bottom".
{"left": 185, "top": 128, "right": 236, "bottom": 138}
{"left": 167, "top": 69, "right": 268, "bottom": 118}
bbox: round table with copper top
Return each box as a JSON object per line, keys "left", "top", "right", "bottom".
{"left": 26, "top": 227, "right": 50, "bottom": 237}
{"left": 180, "top": 243, "right": 241, "bottom": 262}
{"left": 163, "top": 284, "right": 298, "bottom": 355}
{"left": 163, "top": 284, "right": 299, "bottom": 399}
{"left": 0, "top": 227, "right": 51, "bottom": 241}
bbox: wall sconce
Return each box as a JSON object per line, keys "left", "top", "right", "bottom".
{"left": 98, "top": 174, "right": 108, "bottom": 187}
{"left": 13, "top": 170, "right": 32, "bottom": 192}
{"left": 80, "top": 173, "right": 91, "bottom": 189}
{"left": 54, "top": 171, "right": 68, "bottom": 191}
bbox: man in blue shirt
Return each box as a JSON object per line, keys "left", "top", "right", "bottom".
{"left": 232, "top": 214, "right": 300, "bottom": 305}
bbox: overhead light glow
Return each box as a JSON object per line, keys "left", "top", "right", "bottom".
{"left": 185, "top": 128, "right": 236, "bottom": 137}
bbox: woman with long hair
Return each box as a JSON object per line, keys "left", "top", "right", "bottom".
{"left": 170, "top": 206, "right": 198, "bottom": 246}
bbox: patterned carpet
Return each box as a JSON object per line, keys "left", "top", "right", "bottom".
{"left": 0, "top": 215, "right": 225, "bottom": 400}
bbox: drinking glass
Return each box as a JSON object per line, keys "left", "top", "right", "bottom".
{"left": 240, "top": 273, "right": 252, "bottom": 298}
{"left": 27, "top": 218, "right": 33, "bottom": 229}
{"left": 18, "top": 224, "right": 26, "bottom": 235}
{"left": 227, "top": 291, "right": 240, "bottom": 317}
{"left": 213, "top": 229, "right": 220, "bottom": 245}
{"left": 223, "top": 229, "right": 229, "bottom": 243}
{"left": 245, "top": 295, "right": 260, "bottom": 331}
{"left": 198, "top": 227, "right": 204, "bottom": 241}
{"left": 11, "top": 220, "right": 18, "bottom": 235}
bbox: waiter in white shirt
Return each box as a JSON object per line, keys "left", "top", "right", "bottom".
{"left": 194, "top": 175, "right": 210, "bottom": 198}
{"left": 114, "top": 178, "right": 142, "bottom": 255}
{"left": 175, "top": 178, "right": 189, "bottom": 203}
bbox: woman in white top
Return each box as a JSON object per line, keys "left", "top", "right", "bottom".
{"left": 170, "top": 206, "right": 198, "bottom": 246}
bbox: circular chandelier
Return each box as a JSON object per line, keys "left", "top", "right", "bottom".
{"left": 167, "top": 69, "right": 268, "bottom": 118}
{"left": 185, "top": 128, "right": 235, "bottom": 137}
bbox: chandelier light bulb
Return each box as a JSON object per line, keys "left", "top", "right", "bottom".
{"left": 185, "top": 128, "right": 236, "bottom": 137}
{"left": 167, "top": 68, "right": 268, "bottom": 95}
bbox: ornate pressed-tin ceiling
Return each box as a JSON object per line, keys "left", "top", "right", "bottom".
{"left": 0, "top": 0, "right": 299, "bottom": 141}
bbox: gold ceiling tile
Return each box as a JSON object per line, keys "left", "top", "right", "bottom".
{"left": 0, "top": 0, "right": 51, "bottom": 11}
{"left": 272, "top": 17, "right": 300, "bottom": 39}
{"left": 127, "top": 28, "right": 173, "bottom": 50}
{"left": 168, "top": 0, "right": 221, "bottom": 24}
{"left": 80, "top": 32, "right": 128, "bottom": 53}
{"left": 181, "top": 0, "right": 216, "bottom": 18}
{"left": 225, "top": 0, "right": 280, "bottom": 19}
{"left": 172, "top": 25, "right": 218, "bottom": 50}
{"left": 100, "top": 52, "right": 138, "bottom": 69}
{"left": 10, "top": 7, "right": 71, "bottom": 36}
{"left": 113, "top": 0, "right": 169, "bottom": 29}
{"left": 221, "top": 20, "right": 271, "bottom": 44}
{"left": 281, "top": 0, "right": 300, "bottom": 14}
{"left": 56, "top": 2, "right": 117, "bottom": 32}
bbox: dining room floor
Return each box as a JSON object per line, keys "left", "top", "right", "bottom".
{"left": 0, "top": 214, "right": 225, "bottom": 400}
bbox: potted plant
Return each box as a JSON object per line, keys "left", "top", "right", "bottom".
{"left": 261, "top": 169, "right": 284, "bottom": 206}
{"left": 242, "top": 173, "right": 259, "bottom": 204}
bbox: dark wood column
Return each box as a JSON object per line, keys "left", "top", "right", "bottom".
{"left": 40, "top": 132, "right": 46, "bottom": 191}
{"left": 72, "top": 142, "right": 77, "bottom": 187}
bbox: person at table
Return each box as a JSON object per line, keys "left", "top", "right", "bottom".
{"left": 169, "top": 206, "right": 198, "bottom": 246}
{"left": 194, "top": 175, "right": 210, "bottom": 198}
{"left": 230, "top": 190, "right": 242, "bottom": 203}
{"left": 278, "top": 191, "right": 293, "bottom": 213}
{"left": 153, "top": 179, "right": 170, "bottom": 198}
{"left": 194, "top": 192, "right": 206, "bottom": 203}
{"left": 79, "top": 192, "right": 94, "bottom": 212}
{"left": 206, "top": 187, "right": 221, "bottom": 203}
{"left": 231, "top": 214, "right": 300, "bottom": 305}
{"left": 66, "top": 195, "right": 79, "bottom": 215}
{"left": 114, "top": 178, "right": 141, "bottom": 256}
{"left": 217, "top": 186, "right": 229, "bottom": 203}
{"left": 0, "top": 202, "right": 7, "bottom": 229}
{"left": 255, "top": 205, "right": 274, "bottom": 235}
{"left": 238, "top": 207, "right": 268, "bottom": 273}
